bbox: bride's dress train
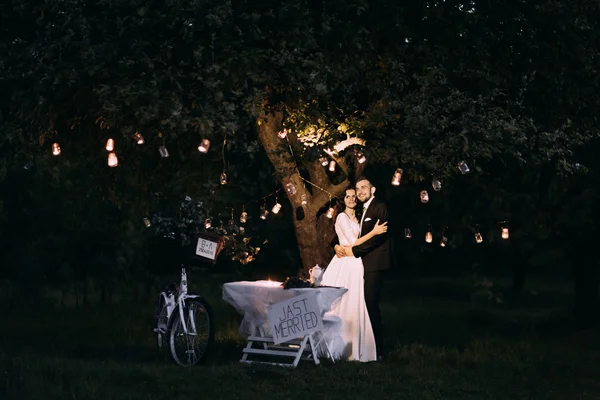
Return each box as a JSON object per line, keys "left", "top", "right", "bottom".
{"left": 319, "top": 213, "right": 376, "bottom": 362}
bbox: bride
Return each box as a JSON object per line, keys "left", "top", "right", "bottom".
{"left": 320, "top": 187, "right": 387, "bottom": 362}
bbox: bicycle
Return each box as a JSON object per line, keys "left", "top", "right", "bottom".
{"left": 154, "top": 265, "right": 215, "bottom": 366}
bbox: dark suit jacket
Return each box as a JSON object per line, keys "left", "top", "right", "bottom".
{"left": 352, "top": 197, "right": 391, "bottom": 272}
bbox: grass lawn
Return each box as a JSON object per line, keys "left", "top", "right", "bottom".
{"left": 1, "top": 273, "right": 599, "bottom": 400}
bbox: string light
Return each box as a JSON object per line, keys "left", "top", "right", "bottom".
{"left": 106, "top": 138, "right": 114, "bottom": 151}
{"left": 52, "top": 142, "right": 61, "bottom": 156}
{"left": 278, "top": 128, "right": 288, "bottom": 139}
{"left": 475, "top": 225, "right": 483, "bottom": 243}
{"left": 499, "top": 221, "right": 509, "bottom": 239}
{"left": 356, "top": 151, "right": 366, "bottom": 164}
{"left": 272, "top": 193, "right": 282, "bottom": 214}
{"left": 198, "top": 138, "right": 210, "bottom": 153}
{"left": 432, "top": 177, "right": 442, "bottom": 191}
{"left": 391, "top": 168, "right": 403, "bottom": 186}
{"left": 326, "top": 196, "right": 335, "bottom": 219}
{"left": 240, "top": 205, "right": 248, "bottom": 224}
{"left": 134, "top": 132, "right": 144, "bottom": 144}
{"left": 404, "top": 228, "right": 412, "bottom": 239}
{"left": 425, "top": 225, "right": 433, "bottom": 243}
{"left": 328, "top": 160, "right": 336, "bottom": 172}
{"left": 107, "top": 152, "right": 118, "bottom": 167}
{"left": 420, "top": 190, "right": 430, "bottom": 204}
{"left": 440, "top": 227, "right": 448, "bottom": 247}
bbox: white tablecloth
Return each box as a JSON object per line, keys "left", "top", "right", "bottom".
{"left": 222, "top": 280, "right": 347, "bottom": 337}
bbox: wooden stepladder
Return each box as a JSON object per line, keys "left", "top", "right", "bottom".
{"left": 239, "top": 292, "right": 334, "bottom": 368}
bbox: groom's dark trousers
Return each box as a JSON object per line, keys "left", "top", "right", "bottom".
{"left": 364, "top": 270, "right": 385, "bottom": 355}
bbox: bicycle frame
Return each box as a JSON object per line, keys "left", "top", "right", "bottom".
{"left": 164, "top": 267, "right": 201, "bottom": 334}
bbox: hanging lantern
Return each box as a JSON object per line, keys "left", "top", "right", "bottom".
{"left": 272, "top": 202, "right": 282, "bottom": 214}
{"left": 239, "top": 226, "right": 245, "bottom": 234}
{"left": 326, "top": 207, "right": 335, "bottom": 219}
{"left": 432, "top": 177, "right": 442, "bottom": 191}
{"left": 240, "top": 211, "right": 248, "bottom": 224}
{"left": 425, "top": 230, "right": 433, "bottom": 243}
{"left": 404, "top": 228, "right": 412, "bottom": 239}
{"left": 204, "top": 218, "right": 212, "bottom": 229}
{"left": 440, "top": 236, "right": 448, "bottom": 247}
{"left": 420, "top": 190, "right": 430, "bottom": 204}
{"left": 260, "top": 207, "right": 269, "bottom": 220}
{"left": 52, "top": 142, "right": 61, "bottom": 156}
{"left": 134, "top": 132, "right": 144, "bottom": 144}
{"left": 356, "top": 152, "right": 366, "bottom": 164}
{"left": 457, "top": 161, "right": 470, "bottom": 174}
{"left": 301, "top": 194, "right": 308, "bottom": 205}
{"left": 106, "top": 138, "right": 114, "bottom": 151}
{"left": 475, "top": 232, "right": 483, "bottom": 243}
{"left": 143, "top": 217, "right": 151, "bottom": 227}
{"left": 285, "top": 183, "right": 297, "bottom": 196}
{"left": 278, "top": 128, "right": 288, "bottom": 139}
{"left": 320, "top": 157, "right": 328, "bottom": 166}
{"left": 198, "top": 138, "right": 210, "bottom": 153}
{"left": 328, "top": 160, "right": 336, "bottom": 172}
{"left": 391, "top": 168, "right": 403, "bottom": 186}
{"left": 502, "top": 227, "right": 509, "bottom": 240}
{"left": 220, "top": 172, "right": 227, "bottom": 185}
{"left": 107, "top": 152, "right": 118, "bottom": 167}
{"left": 158, "top": 145, "right": 169, "bottom": 158}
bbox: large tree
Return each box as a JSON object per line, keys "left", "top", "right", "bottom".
{"left": 1, "top": 0, "right": 599, "bottom": 275}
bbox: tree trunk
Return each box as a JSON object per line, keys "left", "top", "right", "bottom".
{"left": 256, "top": 110, "right": 350, "bottom": 274}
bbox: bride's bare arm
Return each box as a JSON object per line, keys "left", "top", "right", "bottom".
{"left": 351, "top": 220, "right": 387, "bottom": 247}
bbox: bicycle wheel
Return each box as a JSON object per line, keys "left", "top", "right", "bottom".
{"left": 169, "top": 298, "right": 214, "bottom": 366}
{"left": 156, "top": 295, "right": 169, "bottom": 353}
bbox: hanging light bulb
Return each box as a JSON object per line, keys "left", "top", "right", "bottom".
{"left": 420, "top": 190, "right": 430, "bottom": 204}
{"left": 198, "top": 138, "right": 210, "bottom": 153}
{"left": 391, "top": 168, "right": 403, "bottom": 186}
{"left": 475, "top": 226, "right": 483, "bottom": 243}
{"left": 239, "top": 226, "right": 245, "bottom": 234}
{"left": 52, "top": 142, "right": 61, "bottom": 156}
{"left": 500, "top": 221, "right": 510, "bottom": 239}
{"left": 106, "top": 138, "right": 114, "bottom": 151}
{"left": 158, "top": 145, "right": 169, "bottom": 158}
{"left": 285, "top": 183, "right": 297, "bottom": 196}
{"left": 425, "top": 229, "right": 433, "bottom": 243}
{"left": 107, "top": 152, "right": 118, "bottom": 167}
{"left": 134, "top": 132, "right": 144, "bottom": 144}
{"left": 240, "top": 209, "right": 248, "bottom": 224}
{"left": 143, "top": 217, "right": 151, "bottom": 227}
{"left": 432, "top": 177, "right": 442, "bottom": 191}
{"left": 278, "top": 128, "right": 288, "bottom": 139}
{"left": 260, "top": 206, "right": 269, "bottom": 220}
{"left": 356, "top": 152, "right": 366, "bottom": 164}
{"left": 204, "top": 218, "right": 212, "bottom": 229}
{"left": 404, "top": 228, "right": 412, "bottom": 239}
{"left": 220, "top": 172, "right": 227, "bottom": 185}
{"left": 301, "top": 194, "right": 308, "bottom": 205}
{"left": 326, "top": 207, "right": 335, "bottom": 218}
{"left": 272, "top": 202, "right": 282, "bottom": 214}
{"left": 328, "top": 160, "right": 336, "bottom": 172}
{"left": 457, "top": 161, "right": 470, "bottom": 174}
{"left": 440, "top": 227, "right": 448, "bottom": 247}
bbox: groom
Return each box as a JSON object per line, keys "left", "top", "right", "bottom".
{"left": 335, "top": 176, "right": 390, "bottom": 360}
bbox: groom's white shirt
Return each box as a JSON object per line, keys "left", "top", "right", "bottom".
{"left": 359, "top": 196, "right": 375, "bottom": 237}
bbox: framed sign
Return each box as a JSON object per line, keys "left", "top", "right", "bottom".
{"left": 191, "top": 233, "right": 225, "bottom": 264}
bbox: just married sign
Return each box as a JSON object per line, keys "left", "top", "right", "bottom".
{"left": 267, "top": 292, "right": 323, "bottom": 345}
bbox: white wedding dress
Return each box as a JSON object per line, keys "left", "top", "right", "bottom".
{"left": 319, "top": 212, "right": 377, "bottom": 362}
